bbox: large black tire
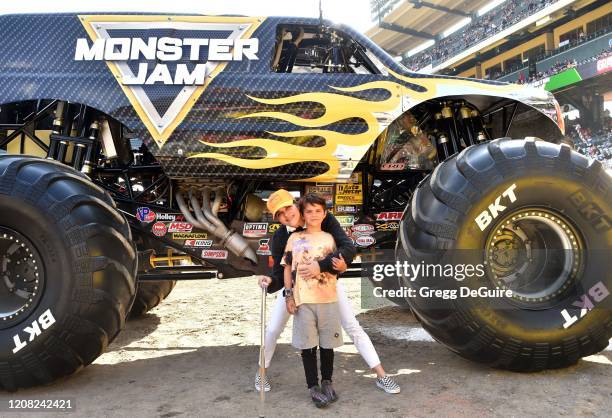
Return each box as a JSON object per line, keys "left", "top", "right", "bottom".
{"left": 398, "top": 138, "right": 612, "bottom": 371}
{"left": 130, "top": 280, "right": 177, "bottom": 318}
{"left": 0, "top": 156, "right": 137, "bottom": 390}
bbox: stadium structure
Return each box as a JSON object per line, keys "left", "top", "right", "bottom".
{"left": 368, "top": 0, "right": 612, "bottom": 168}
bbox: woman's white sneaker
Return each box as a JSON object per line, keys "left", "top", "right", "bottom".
{"left": 376, "top": 375, "right": 400, "bottom": 394}
{"left": 255, "top": 371, "right": 271, "bottom": 392}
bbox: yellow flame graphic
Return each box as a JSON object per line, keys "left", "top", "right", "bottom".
{"left": 190, "top": 81, "right": 405, "bottom": 182}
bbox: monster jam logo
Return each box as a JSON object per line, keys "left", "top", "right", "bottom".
{"left": 76, "top": 15, "right": 263, "bottom": 148}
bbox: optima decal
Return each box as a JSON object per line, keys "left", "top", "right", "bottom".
{"left": 77, "top": 15, "right": 264, "bottom": 148}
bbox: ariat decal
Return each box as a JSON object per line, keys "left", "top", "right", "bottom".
{"left": 77, "top": 15, "right": 264, "bottom": 148}
{"left": 474, "top": 184, "right": 518, "bottom": 231}
{"left": 376, "top": 212, "right": 403, "bottom": 221}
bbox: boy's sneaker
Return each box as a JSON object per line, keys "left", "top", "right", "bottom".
{"left": 321, "top": 379, "right": 338, "bottom": 403}
{"left": 309, "top": 385, "right": 330, "bottom": 408}
{"left": 376, "top": 375, "right": 401, "bottom": 394}
{"left": 254, "top": 371, "right": 271, "bottom": 392}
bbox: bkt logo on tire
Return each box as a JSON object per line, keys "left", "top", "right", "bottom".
{"left": 474, "top": 184, "right": 518, "bottom": 231}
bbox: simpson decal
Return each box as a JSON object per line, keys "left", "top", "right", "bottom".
{"left": 77, "top": 15, "right": 263, "bottom": 148}
{"left": 202, "top": 249, "right": 228, "bottom": 259}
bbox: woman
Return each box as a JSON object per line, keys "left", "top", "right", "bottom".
{"left": 255, "top": 189, "right": 400, "bottom": 394}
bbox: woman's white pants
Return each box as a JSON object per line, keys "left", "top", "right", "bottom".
{"left": 260, "top": 280, "right": 381, "bottom": 369}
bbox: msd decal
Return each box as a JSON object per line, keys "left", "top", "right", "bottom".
{"left": 167, "top": 222, "right": 193, "bottom": 233}
{"left": 76, "top": 15, "right": 263, "bottom": 148}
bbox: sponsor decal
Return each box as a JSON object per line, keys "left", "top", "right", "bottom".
{"left": 167, "top": 222, "right": 194, "bottom": 233}
{"left": 335, "top": 183, "right": 363, "bottom": 205}
{"left": 380, "top": 162, "right": 406, "bottom": 171}
{"left": 376, "top": 212, "right": 403, "bottom": 221}
{"left": 352, "top": 224, "right": 375, "bottom": 235}
{"left": 257, "top": 239, "right": 271, "bottom": 255}
{"left": 172, "top": 232, "right": 208, "bottom": 239}
{"left": 334, "top": 205, "right": 357, "bottom": 214}
{"left": 12, "top": 309, "right": 56, "bottom": 354}
{"left": 355, "top": 235, "right": 375, "bottom": 247}
{"left": 76, "top": 15, "right": 263, "bottom": 148}
{"left": 156, "top": 213, "right": 185, "bottom": 222}
{"left": 474, "top": 184, "right": 517, "bottom": 231}
{"left": 376, "top": 222, "right": 399, "bottom": 231}
{"left": 202, "top": 249, "right": 228, "bottom": 259}
{"left": 561, "top": 282, "right": 609, "bottom": 328}
{"left": 152, "top": 221, "right": 168, "bottom": 236}
{"left": 136, "top": 207, "right": 156, "bottom": 223}
{"left": 243, "top": 222, "right": 268, "bottom": 237}
{"left": 336, "top": 216, "right": 355, "bottom": 227}
{"left": 184, "top": 239, "right": 213, "bottom": 248}
{"left": 596, "top": 56, "right": 612, "bottom": 74}
{"left": 268, "top": 223, "right": 281, "bottom": 234}
{"left": 568, "top": 190, "right": 611, "bottom": 232}
{"left": 305, "top": 184, "right": 334, "bottom": 206}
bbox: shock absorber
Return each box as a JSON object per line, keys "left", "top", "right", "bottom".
{"left": 46, "top": 101, "right": 66, "bottom": 160}
{"left": 81, "top": 120, "right": 100, "bottom": 174}
{"left": 440, "top": 103, "right": 459, "bottom": 155}
{"left": 459, "top": 103, "right": 475, "bottom": 146}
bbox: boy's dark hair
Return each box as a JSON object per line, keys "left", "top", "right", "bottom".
{"left": 298, "top": 193, "right": 327, "bottom": 215}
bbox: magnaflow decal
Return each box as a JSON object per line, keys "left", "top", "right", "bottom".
{"left": 76, "top": 15, "right": 264, "bottom": 148}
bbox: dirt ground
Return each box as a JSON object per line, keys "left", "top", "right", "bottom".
{"left": 1, "top": 277, "right": 611, "bottom": 418}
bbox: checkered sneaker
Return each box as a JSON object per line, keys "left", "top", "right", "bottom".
{"left": 255, "top": 371, "right": 271, "bottom": 392}
{"left": 309, "top": 385, "right": 330, "bottom": 408}
{"left": 376, "top": 375, "right": 401, "bottom": 394}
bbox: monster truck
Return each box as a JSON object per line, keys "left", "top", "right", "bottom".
{"left": 0, "top": 13, "right": 609, "bottom": 390}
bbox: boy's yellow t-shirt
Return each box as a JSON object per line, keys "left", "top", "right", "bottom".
{"left": 281, "top": 230, "right": 337, "bottom": 306}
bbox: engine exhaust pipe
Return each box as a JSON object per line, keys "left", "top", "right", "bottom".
{"left": 176, "top": 189, "right": 257, "bottom": 265}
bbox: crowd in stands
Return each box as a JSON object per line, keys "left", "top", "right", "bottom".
{"left": 569, "top": 120, "right": 612, "bottom": 169}
{"left": 513, "top": 48, "right": 612, "bottom": 84}
{"left": 403, "top": 0, "right": 557, "bottom": 71}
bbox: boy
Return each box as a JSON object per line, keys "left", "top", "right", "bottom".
{"left": 282, "top": 194, "right": 342, "bottom": 408}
